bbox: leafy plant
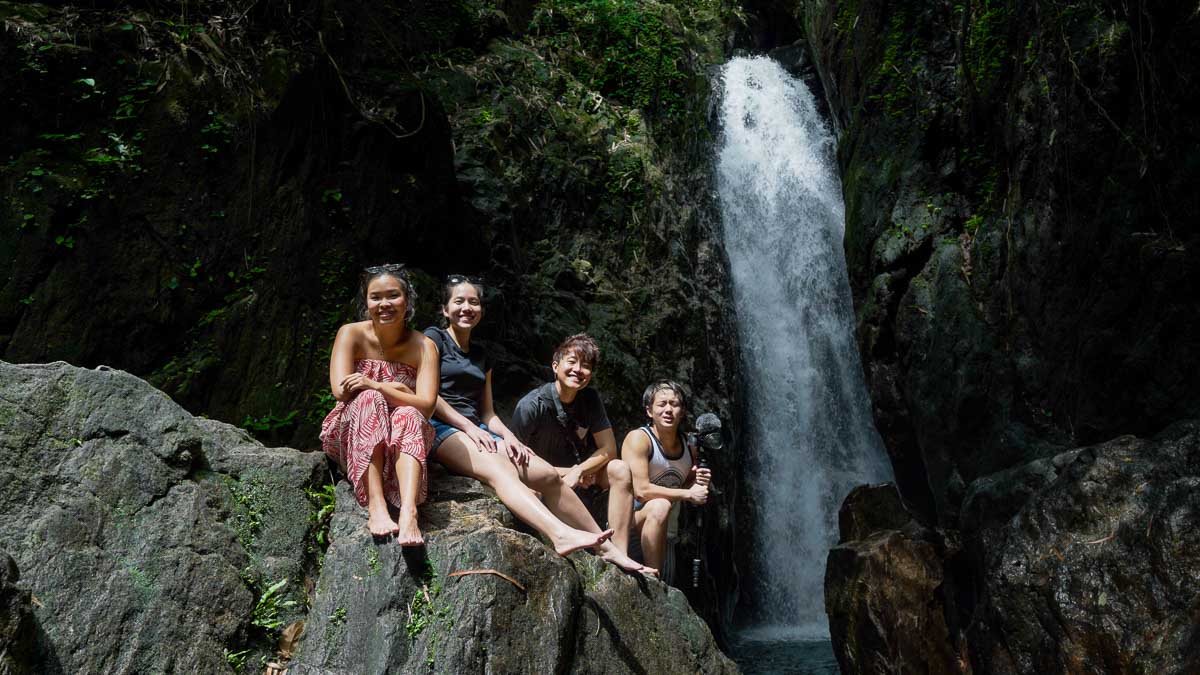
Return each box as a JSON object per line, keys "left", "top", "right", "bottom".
{"left": 306, "top": 482, "right": 337, "bottom": 547}
{"left": 250, "top": 578, "right": 298, "bottom": 632}
{"left": 241, "top": 410, "right": 299, "bottom": 434}
{"left": 224, "top": 648, "right": 251, "bottom": 673}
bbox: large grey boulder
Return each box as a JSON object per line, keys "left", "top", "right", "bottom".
{"left": 965, "top": 420, "right": 1200, "bottom": 673}
{"left": 0, "top": 361, "right": 324, "bottom": 673}
{"left": 292, "top": 477, "right": 737, "bottom": 674}
{"left": 294, "top": 473, "right": 734, "bottom": 672}
{"left": 0, "top": 361, "right": 735, "bottom": 673}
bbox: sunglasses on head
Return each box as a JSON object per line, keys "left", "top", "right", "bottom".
{"left": 446, "top": 273, "right": 485, "bottom": 286}
{"left": 365, "top": 263, "right": 407, "bottom": 275}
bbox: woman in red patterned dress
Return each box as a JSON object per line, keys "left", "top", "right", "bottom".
{"left": 320, "top": 264, "right": 438, "bottom": 545}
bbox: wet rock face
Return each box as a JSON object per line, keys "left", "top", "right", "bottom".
{"left": 292, "top": 478, "right": 737, "bottom": 674}
{"left": 0, "top": 361, "right": 324, "bottom": 673}
{"left": 966, "top": 421, "right": 1200, "bottom": 673}
{"left": 795, "top": 0, "right": 1200, "bottom": 525}
{"left": 824, "top": 485, "right": 963, "bottom": 675}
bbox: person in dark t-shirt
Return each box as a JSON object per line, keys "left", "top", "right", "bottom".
{"left": 510, "top": 334, "right": 639, "bottom": 559}
{"left": 423, "top": 277, "right": 652, "bottom": 574}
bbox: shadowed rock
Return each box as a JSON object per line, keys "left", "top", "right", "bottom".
{"left": 825, "top": 484, "right": 963, "bottom": 675}
{"left": 0, "top": 361, "right": 323, "bottom": 673}
{"left": 0, "top": 361, "right": 734, "bottom": 672}
{"left": 292, "top": 476, "right": 737, "bottom": 674}
{"left": 965, "top": 421, "right": 1200, "bottom": 673}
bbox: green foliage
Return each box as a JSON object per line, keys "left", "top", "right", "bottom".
{"left": 241, "top": 410, "right": 299, "bottom": 434}
{"left": 406, "top": 558, "right": 449, "bottom": 643}
{"left": 961, "top": 0, "right": 1010, "bottom": 91}
{"left": 965, "top": 213, "right": 985, "bottom": 234}
{"left": 531, "top": 0, "right": 690, "bottom": 121}
{"left": 224, "top": 648, "right": 251, "bottom": 673}
{"left": 329, "top": 606, "right": 347, "bottom": 626}
{"left": 226, "top": 476, "right": 271, "bottom": 549}
{"left": 199, "top": 110, "right": 233, "bottom": 155}
{"left": 306, "top": 482, "right": 337, "bottom": 548}
{"left": 868, "top": 9, "right": 925, "bottom": 120}
{"left": 250, "top": 578, "right": 298, "bottom": 632}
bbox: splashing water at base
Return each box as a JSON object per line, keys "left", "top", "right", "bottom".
{"left": 716, "top": 56, "right": 893, "bottom": 648}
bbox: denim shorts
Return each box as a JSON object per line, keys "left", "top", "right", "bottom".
{"left": 429, "top": 419, "right": 502, "bottom": 458}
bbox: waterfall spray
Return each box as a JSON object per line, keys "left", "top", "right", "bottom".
{"left": 717, "top": 56, "right": 893, "bottom": 639}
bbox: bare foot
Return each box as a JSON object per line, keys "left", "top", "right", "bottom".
{"left": 396, "top": 507, "right": 424, "bottom": 547}
{"left": 368, "top": 509, "right": 399, "bottom": 537}
{"left": 598, "top": 542, "right": 658, "bottom": 576}
{"left": 552, "top": 528, "right": 614, "bottom": 557}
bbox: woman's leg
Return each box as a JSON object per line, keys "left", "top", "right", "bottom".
{"left": 520, "top": 456, "right": 655, "bottom": 574}
{"left": 634, "top": 498, "right": 674, "bottom": 570}
{"left": 394, "top": 453, "right": 423, "bottom": 546}
{"left": 388, "top": 406, "right": 431, "bottom": 547}
{"left": 434, "top": 433, "right": 612, "bottom": 556}
{"left": 365, "top": 443, "right": 399, "bottom": 536}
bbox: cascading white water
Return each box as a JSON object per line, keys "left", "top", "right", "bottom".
{"left": 716, "top": 56, "right": 893, "bottom": 640}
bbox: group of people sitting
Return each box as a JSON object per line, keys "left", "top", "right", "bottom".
{"left": 319, "top": 264, "right": 714, "bottom": 578}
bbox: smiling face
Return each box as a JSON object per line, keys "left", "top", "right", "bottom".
{"left": 442, "top": 282, "right": 483, "bottom": 330}
{"left": 646, "top": 387, "right": 685, "bottom": 432}
{"left": 552, "top": 349, "right": 593, "bottom": 393}
{"left": 365, "top": 274, "right": 408, "bottom": 326}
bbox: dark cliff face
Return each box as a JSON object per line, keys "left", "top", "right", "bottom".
{"left": 796, "top": 0, "right": 1200, "bottom": 526}
{"left": 773, "top": 0, "right": 1200, "bottom": 671}
{"left": 0, "top": 0, "right": 744, "bottom": 632}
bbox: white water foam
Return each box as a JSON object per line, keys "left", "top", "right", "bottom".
{"left": 716, "top": 56, "right": 893, "bottom": 635}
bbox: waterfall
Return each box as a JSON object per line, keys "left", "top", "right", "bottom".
{"left": 716, "top": 56, "right": 893, "bottom": 639}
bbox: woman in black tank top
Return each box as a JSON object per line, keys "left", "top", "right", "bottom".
{"left": 423, "top": 276, "right": 653, "bottom": 574}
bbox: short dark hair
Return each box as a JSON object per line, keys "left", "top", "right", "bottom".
{"left": 553, "top": 333, "right": 600, "bottom": 368}
{"left": 357, "top": 264, "right": 417, "bottom": 322}
{"left": 642, "top": 379, "right": 688, "bottom": 411}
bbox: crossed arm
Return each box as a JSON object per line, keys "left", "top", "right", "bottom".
{"left": 328, "top": 325, "right": 440, "bottom": 418}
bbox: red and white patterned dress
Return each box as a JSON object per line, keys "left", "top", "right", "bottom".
{"left": 319, "top": 359, "right": 433, "bottom": 507}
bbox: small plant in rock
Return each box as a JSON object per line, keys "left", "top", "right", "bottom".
{"left": 224, "top": 648, "right": 251, "bottom": 673}
{"left": 251, "top": 578, "right": 298, "bottom": 632}
{"left": 307, "top": 482, "right": 337, "bottom": 548}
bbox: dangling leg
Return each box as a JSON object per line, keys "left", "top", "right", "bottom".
{"left": 394, "top": 452, "right": 424, "bottom": 546}
{"left": 365, "top": 443, "right": 400, "bottom": 536}
{"left": 521, "top": 456, "right": 655, "bottom": 574}
{"left": 435, "top": 433, "right": 612, "bottom": 556}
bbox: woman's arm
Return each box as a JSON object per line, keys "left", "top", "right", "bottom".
{"left": 329, "top": 324, "right": 358, "bottom": 402}
{"left": 480, "top": 370, "right": 532, "bottom": 465}
{"left": 623, "top": 431, "right": 707, "bottom": 504}
{"left": 359, "top": 336, "right": 438, "bottom": 417}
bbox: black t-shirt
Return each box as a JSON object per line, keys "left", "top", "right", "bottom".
{"left": 423, "top": 327, "right": 491, "bottom": 425}
{"left": 510, "top": 382, "right": 611, "bottom": 468}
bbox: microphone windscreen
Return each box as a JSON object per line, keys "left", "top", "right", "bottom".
{"left": 695, "top": 412, "right": 722, "bottom": 435}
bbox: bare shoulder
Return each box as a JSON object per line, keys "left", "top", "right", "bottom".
{"left": 622, "top": 428, "right": 651, "bottom": 456}
{"left": 335, "top": 321, "right": 370, "bottom": 347}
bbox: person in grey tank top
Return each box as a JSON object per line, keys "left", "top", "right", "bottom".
{"left": 620, "top": 380, "right": 713, "bottom": 571}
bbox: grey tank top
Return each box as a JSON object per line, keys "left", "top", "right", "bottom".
{"left": 638, "top": 426, "right": 692, "bottom": 489}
